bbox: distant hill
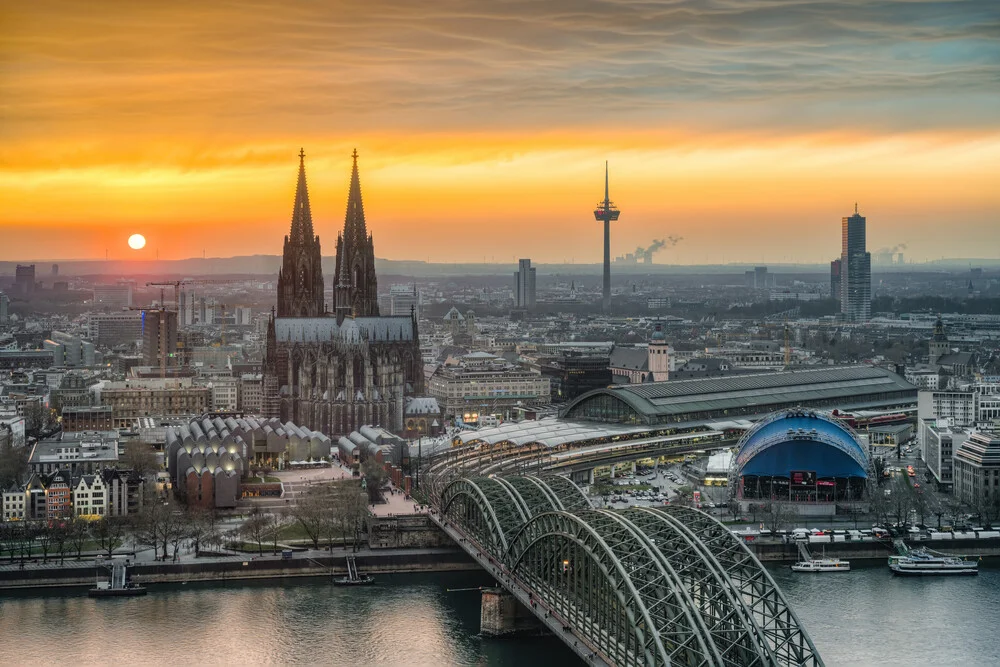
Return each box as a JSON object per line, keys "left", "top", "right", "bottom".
{"left": 1, "top": 255, "right": 997, "bottom": 278}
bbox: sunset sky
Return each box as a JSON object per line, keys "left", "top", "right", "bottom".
{"left": 2, "top": 1, "right": 999, "bottom": 264}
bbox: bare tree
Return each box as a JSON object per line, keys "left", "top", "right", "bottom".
{"left": 91, "top": 516, "right": 128, "bottom": 559}
{"left": 291, "top": 487, "right": 332, "bottom": 549}
{"left": 241, "top": 505, "right": 270, "bottom": 555}
{"left": 68, "top": 517, "right": 90, "bottom": 559}
{"left": 34, "top": 521, "right": 53, "bottom": 563}
{"left": 329, "top": 481, "right": 369, "bottom": 551}
{"left": 187, "top": 508, "right": 219, "bottom": 558}
{"left": 0, "top": 438, "right": 29, "bottom": 488}
{"left": 121, "top": 442, "right": 159, "bottom": 478}
{"left": 50, "top": 520, "right": 70, "bottom": 564}
{"left": 361, "top": 458, "right": 386, "bottom": 504}
{"left": 761, "top": 499, "right": 795, "bottom": 533}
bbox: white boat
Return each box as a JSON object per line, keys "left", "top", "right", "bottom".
{"left": 888, "top": 550, "right": 978, "bottom": 576}
{"left": 791, "top": 558, "right": 851, "bottom": 573}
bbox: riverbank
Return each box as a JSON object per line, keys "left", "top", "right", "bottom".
{"left": 750, "top": 537, "right": 1000, "bottom": 562}
{"left": 0, "top": 546, "right": 480, "bottom": 591}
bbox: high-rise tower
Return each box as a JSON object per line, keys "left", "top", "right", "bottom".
{"left": 276, "top": 149, "right": 325, "bottom": 317}
{"left": 593, "top": 162, "right": 620, "bottom": 312}
{"left": 840, "top": 203, "right": 871, "bottom": 322}
{"left": 334, "top": 149, "right": 379, "bottom": 323}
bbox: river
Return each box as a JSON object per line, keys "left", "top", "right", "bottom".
{"left": 2, "top": 566, "right": 999, "bottom": 666}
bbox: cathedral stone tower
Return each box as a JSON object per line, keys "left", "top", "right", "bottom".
{"left": 333, "top": 149, "right": 379, "bottom": 323}
{"left": 277, "top": 149, "right": 325, "bottom": 317}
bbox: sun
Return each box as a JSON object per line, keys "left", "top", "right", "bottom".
{"left": 128, "top": 233, "right": 146, "bottom": 250}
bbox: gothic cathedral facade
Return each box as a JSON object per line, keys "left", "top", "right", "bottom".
{"left": 263, "top": 150, "right": 423, "bottom": 437}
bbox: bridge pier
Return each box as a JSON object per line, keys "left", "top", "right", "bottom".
{"left": 480, "top": 587, "right": 517, "bottom": 636}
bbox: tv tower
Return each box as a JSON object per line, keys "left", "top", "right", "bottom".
{"left": 593, "top": 161, "right": 620, "bottom": 312}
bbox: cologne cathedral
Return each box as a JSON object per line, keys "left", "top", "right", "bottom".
{"left": 263, "top": 149, "right": 423, "bottom": 436}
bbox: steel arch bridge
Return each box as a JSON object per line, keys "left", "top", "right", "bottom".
{"left": 437, "top": 475, "right": 822, "bottom": 667}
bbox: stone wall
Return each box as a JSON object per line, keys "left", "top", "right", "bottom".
{"left": 368, "top": 514, "right": 455, "bottom": 549}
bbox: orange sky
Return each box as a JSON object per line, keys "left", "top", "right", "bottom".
{"left": 2, "top": 1, "right": 999, "bottom": 264}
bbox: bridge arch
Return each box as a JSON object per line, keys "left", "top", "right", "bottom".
{"left": 505, "top": 510, "right": 712, "bottom": 667}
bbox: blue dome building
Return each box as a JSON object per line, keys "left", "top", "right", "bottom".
{"left": 731, "top": 409, "right": 870, "bottom": 504}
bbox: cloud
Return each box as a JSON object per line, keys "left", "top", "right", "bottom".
{"left": 2, "top": 0, "right": 998, "bottom": 145}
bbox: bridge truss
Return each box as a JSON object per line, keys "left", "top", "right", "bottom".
{"left": 437, "top": 474, "right": 822, "bottom": 667}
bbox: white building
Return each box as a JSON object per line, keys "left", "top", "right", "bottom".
{"left": 72, "top": 473, "right": 108, "bottom": 518}
{"left": 2, "top": 485, "right": 27, "bottom": 521}
{"left": 918, "top": 418, "right": 964, "bottom": 490}
{"left": 917, "top": 390, "right": 976, "bottom": 427}
{"left": 428, "top": 352, "right": 550, "bottom": 419}
{"left": 209, "top": 377, "right": 239, "bottom": 411}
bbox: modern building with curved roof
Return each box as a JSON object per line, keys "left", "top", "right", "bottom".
{"left": 562, "top": 365, "right": 917, "bottom": 426}
{"left": 730, "top": 409, "right": 870, "bottom": 505}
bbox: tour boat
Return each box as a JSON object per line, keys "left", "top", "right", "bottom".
{"left": 790, "top": 558, "right": 851, "bottom": 573}
{"left": 888, "top": 550, "right": 978, "bottom": 576}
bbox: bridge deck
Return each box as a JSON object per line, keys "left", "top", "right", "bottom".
{"left": 430, "top": 511, "right": 612, "bottom": 666}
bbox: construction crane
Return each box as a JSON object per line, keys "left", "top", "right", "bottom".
{"left": 142, "top": 279, "right": 248, "bottom": 373}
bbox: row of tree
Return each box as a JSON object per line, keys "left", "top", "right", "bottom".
{"left": 0, "top": 478, "right": 373, "bottom": 565}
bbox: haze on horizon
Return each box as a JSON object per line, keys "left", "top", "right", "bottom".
{"left": 2, "top": 1, "right": 999, "bottom": 265}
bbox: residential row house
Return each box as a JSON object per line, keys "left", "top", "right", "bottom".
{"left": 2, "top": 468, "right": 144, "bottom": 522}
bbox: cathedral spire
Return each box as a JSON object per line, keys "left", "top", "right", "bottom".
{"left": 290, "top": 148, "right": 314, "bottom": 242}
{"left": 343, "top": 148, "right": 367, "bottom": 246}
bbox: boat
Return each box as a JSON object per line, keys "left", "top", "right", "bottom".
{"left": 888, "top": 549, "right": 979, "bottom": 576}
{"left": 791, "top": 558, "right": 851, "bottom": 572}
{"left": 334, "top": 554, "right": 374, "bottom": 586}
{"left": 88, "top": 557, "right": 148, "bottom": 597}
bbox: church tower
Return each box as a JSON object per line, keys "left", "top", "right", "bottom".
{"left": 277, "top": 149, "right": 325, "bottom": 317}
{"left": 929, "top": 315, "right": 950, "bottom": 366}
{"left": 334, "top": 149, "right": 379, "bottom": 323}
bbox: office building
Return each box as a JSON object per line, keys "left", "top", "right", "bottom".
{"left": 830, "top": 259, "right": 842, "bottom": 300}
{"left": 919, "top": 419, "right": 963, "bottom": 491}
{"left": 744, "top": 266, "right": 772, "bottom": 289}
{"left": 388, "top": 283, "right": 421, "bottom": 318}
{"left": 92, "top": 282, "right": 133, "bottom": 308}
{"left": 15, "top": 264, "right": 36, "bottom": 297}
{"left": 537, "top": 351, "right": 612, "bottom": 402}
{"left": 142, "top": 309, "right": 179, "bottom": 369}
{"left": 0, "top": 291, "right": 9, "bottom": 325}
{"left": 953, "top": 431, "right": 1000, "bottom": 508}
{"left": 88, "top": 311, "right": 143, "bottom": 347}
{"left": 428, "top": 352, "right": 551, "bottom": 419}
{"left": 514, "top": 258, "right": 537, "bottom": 308}
{"left": 29, "top": 431, "right": 120, "bottom": 475}
{"left": 840, "top": 205, "right": 871, "bottom": 321}
{"left": 44, "top": 331, "right": 96, "bottom": 367}
{"left": 917, "top": 390, "right": 976, "bottom": 427}
{"left": 97, "top": 378, "right": 211, "bottom": 427}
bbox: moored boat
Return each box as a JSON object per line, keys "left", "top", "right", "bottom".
{"left": 791, "top": 558, "right": 851, "bottom": 573}
{"left": 888, "top": 550, "right": 978, "bottom": 576}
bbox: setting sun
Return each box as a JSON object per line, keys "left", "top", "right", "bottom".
{"left": 127, "top": 233, "right": 146, "bottom": 250}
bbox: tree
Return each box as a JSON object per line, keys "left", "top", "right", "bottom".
{"left": 187, "top": 508, "right": 219, "bottom": 558}
{"left": 889, "top": 476, "right": 915, "bottom": 527}
{"left": 91, "top": 516, "right": 128, "bottom": 559}
{"left": 34, "top": 521, "right": 53, "bottom": 563}
{"left": 121, "top": 442, "right": 158, "bottom": 478}
{"left": 50, "top": 520, "right": 70, "bottom": 564}
{"left": 761, "top": 499, "right": 795, "bottom": 533}
{"left": 68, "top": 517, "right": 90, "bottom": 559}
{"left": 266, "top": 510, "right": 287, "bottom": 554}
{"left": 241, "top": 506, "right": 270, "bottom": 555}
{"left": 0, "top": 437, "right": 29, "bottom": 488}
{"left": 361, "top": 458, "right": 386, "bottom": 504}
{"left": 291, "top": 487, "right": 332, "bottom": 549}
{"left": 872, "top": 458, "right": 887, "bottom": 486}
{"left": 329, "top": 481, "right": 369, "bottom": 551}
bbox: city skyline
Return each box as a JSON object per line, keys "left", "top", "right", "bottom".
{"left": 2, "top": 1, "right": 999, "bottom": 263}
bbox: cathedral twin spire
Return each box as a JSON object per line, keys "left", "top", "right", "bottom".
{"left": 277, "top": 148, "right": 379, "bottom": 321}
{"left": 276, "top": 149, "right": 324, "bottom": 318}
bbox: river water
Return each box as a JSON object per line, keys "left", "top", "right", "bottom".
{"left": 1, "top": 566, "right": 999, "bottom": 666}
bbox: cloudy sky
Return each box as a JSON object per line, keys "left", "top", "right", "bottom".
{"left": 2, "top": 0, "right": 998, "bottom": 263}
